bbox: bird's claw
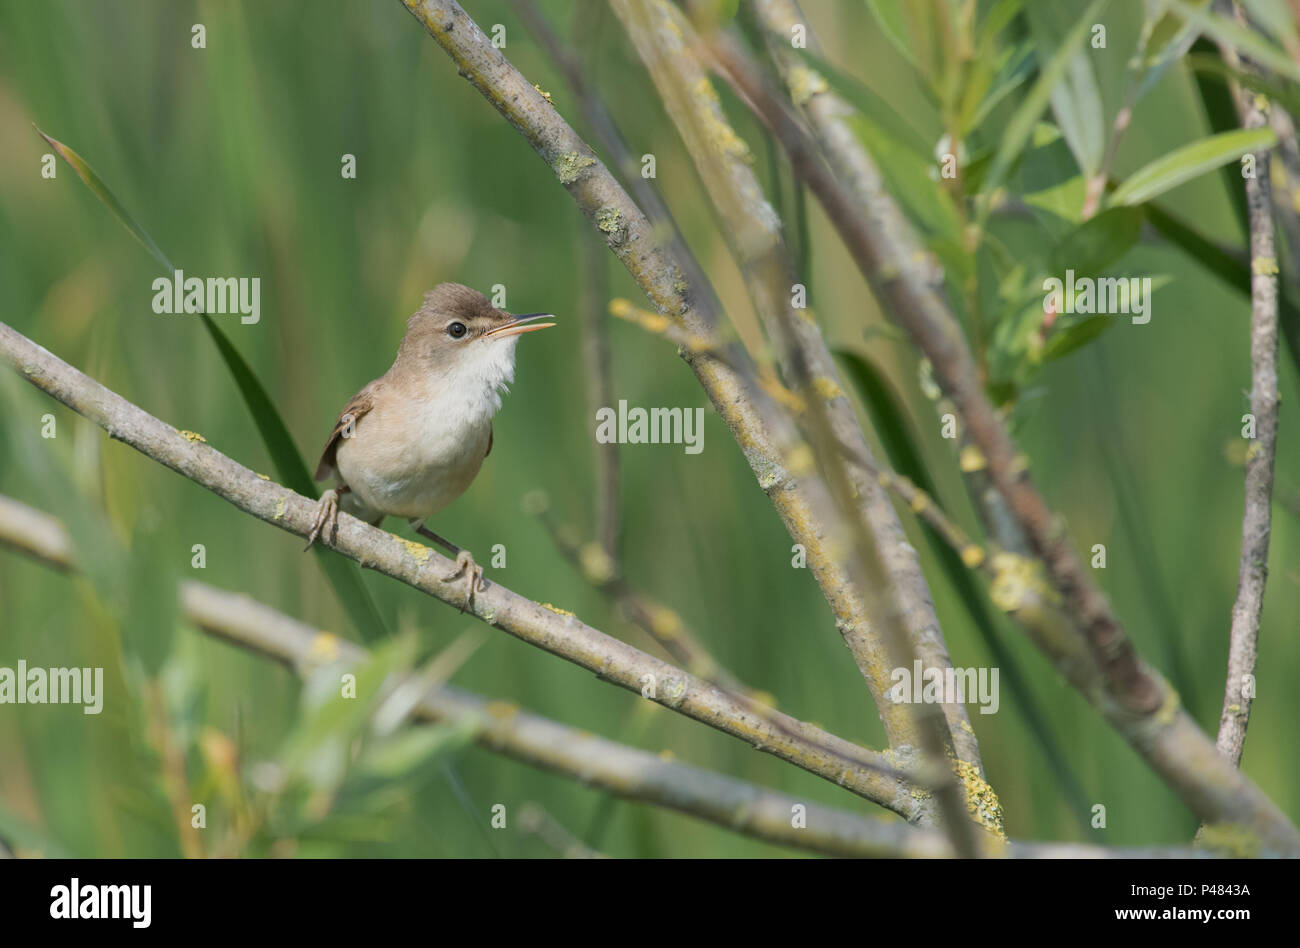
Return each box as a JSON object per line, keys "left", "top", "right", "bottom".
{"left": 304, "top": 489, "right": 340, "bottom": 551}
{"left": 444, "top": 549, "right": 484, "bottom": 612}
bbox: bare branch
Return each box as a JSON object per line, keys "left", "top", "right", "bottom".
{"left": 1214, "top": 7, "right": 1282, "bottom": 767}
{"left": 610, "top": 0, "right": 988, "bottom": 854}
{"left": 397, "top": 0, "right": 975, "bottom": 772}
{"left": 0, "top": 491, "right": 1217, "bottom": 859}
{"left": 725, "top": 0, "right": 1300, "bottom": 851}
{"left": 0, "top": 319, "right": 928, "bottom": 820}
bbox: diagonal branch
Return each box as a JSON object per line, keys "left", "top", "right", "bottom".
{"left": 0, "top": 318, "right": 932, "bottom": 821}
{"left": 609, "top": 0, "right": 987, "bottom": 854}
{"left": 397, "top": 0, "right": 966, "bottom": 766}
{"left": 724, "top": 0, "right": 1300, "bottom": 852}
{"left": 0, "top": 491, "right": 1216, "bottom": 859}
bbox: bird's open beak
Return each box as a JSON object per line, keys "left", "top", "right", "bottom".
{"left": 486, "top": 313, "right": 557, "bottom": 338}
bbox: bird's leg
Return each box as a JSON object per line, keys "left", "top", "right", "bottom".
{"left": 305, "top": 485, "right": 350, "bottom": 551}
{"left": 410, "top": 519, "right": 484, "bottom": 611}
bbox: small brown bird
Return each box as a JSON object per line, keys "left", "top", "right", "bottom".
{"left": 306, "top": 283, "right": 555, "bottom": 606}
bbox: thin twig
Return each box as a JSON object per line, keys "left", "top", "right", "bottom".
{"left": 1214, "top": 4, "right": 1281, "bottom": 767}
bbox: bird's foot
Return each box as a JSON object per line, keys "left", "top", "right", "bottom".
{"left": 304, "top": 489, "right": 340, "bottom": 551}
{"left": 444, "top": 549, "right": 485, "bottom": 612}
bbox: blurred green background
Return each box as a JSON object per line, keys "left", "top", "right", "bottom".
{"left": 0, "top": 0, "right": 1297, "bottom": 857}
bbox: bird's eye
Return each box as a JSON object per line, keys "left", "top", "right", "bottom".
{"left": 447, "top": 321, "right": 468, "bottom": 339}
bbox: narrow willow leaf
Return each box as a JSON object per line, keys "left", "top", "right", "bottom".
{"left": 1047, "top": 205, "right": 1144, "bottom": 277}
{"left": 981, "top": 0, "right": 1113, "bottom": 208}
{"left": 35, "top": 126, "right": 388, "bottom": 642}
{"left": 1185, "top": 52, "right": 1300, "bottom": 124}
{"left": 864, "top": 0, "right": 921, "bottom": 69}
{"left": 34, "top": 125, "right": 173, "bottom": 272}
{"left": 1166, "top": 0, "right": 1300, "bottom": 81}
{"left": 1025, "top": 5, "right": 1105, "bottom": 177}
{"left": 1109, "top": 126, "right": 1276, "bottom": 207}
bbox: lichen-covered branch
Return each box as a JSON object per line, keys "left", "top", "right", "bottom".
{"left": 725, "top": 0, "right": 1300, "bottom": 852}
{"left": 1214, "top": 11, "right": 1281, "bottom": 768}
{"left": 0, "top": 318, "right": 930, "bottom": 820}
{"left": 397, "top": 0, "right": 968, "bottom": 769}
{"left": 0, "top": 491, "right": 1218, "bottom": 859}
{"left": 610, "top": 0, "right": 986, "bottom": 854}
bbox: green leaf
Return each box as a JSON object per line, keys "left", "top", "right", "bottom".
{"left": 1186, "top": 39, "right": 1250, "bottom": 235}
{"left": 1041, "top": 312, "right": 1116, "bottom": 361}
{"left": 1025, "top": 5, "right": 1105, "bottom": 176}
{"left": 34, "top": 125, "right": 173, "bottom": 273}
{"left": 864, "top": 0, "right": 921, "bottom": 69}
{"left": 34, "top": 126, "right": 388, "bottom": 643}
{"left": 1047, "top": 206, "right": 1144, "bottom": 277}
{"left": 1109, "top": 126, "right": 1277, "bottom": 207}
{"left": 1166, "top": 0, "right": 1300, "bottom": 82}
{"left": 848, "top": 115, "right": 964, "bottom": 257}
{"left": 980, "top": 0, "right": 1113, "bottom": 209}
{"left": 1185, "top": 52, "right": 1300, "bottom": 126}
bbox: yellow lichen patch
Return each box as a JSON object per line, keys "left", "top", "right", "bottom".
{"left": 1154, "top": 684, "right": 1181, "bottom": 726}
{"left": 954, "top": 759, "right": 1006, "bottom": 839}
{"left": 812, "top": 376, "right": 843, "bottom": 401}
{"left": 309, "top": 632, "right": 341, "bottom": 663}
{"left": 691, "top": 77, "right": 752, "bottom": 164}
{"left": 532, "top": 83, "right": 552, "bottom": 102}
{"left": 760, "top": 372, "right": 805, "bottom": 413}
{"left": 959, "top": 719, "right": 975, "bottom": 735}
{"left": 658, "top": 749, "right": 675, "bottom": 762}
{"left": 649, "top": 606, "right": 682, "bottom": 640}
{"left": 542, "top": 602, "right": 576, "bottom": 618}
{"left": 485, "top": 700, "right": 519, "bottom": 720}
{"left": 554, "top": 151, "right": 595, "bottom": 184}
{"left": 989, "top": 552, "right": 1059, "bottom": 612}
{"left": 1197, "top": 823, "right": 1261, "bottom": 858}
{"left": 909, "top": 492, "right": 928, "bottom": 513}
{"left": 273, "top": 497, "right": 286, "bottom": 520}
{"left": 398, "top": 538, "right": 431, "bottom": 562}
{"left": 959, "top": 445, "right": 986, "bottom": 472}
{"left": 596, "top": 207, "right": 623, "bottom": 235}
{"left": 747, "top": 690, "right": 777, "bottom": 710}
{"left": 1244, "top": 440, "right": 1263, "bottom": 463}
{"left": 256, "top": 473, "right": 270, "bottom": 481}
{"left": 786, "top": 443, "right": 816, "bottom": 476}
{"left": 179, "top": 429, "right": 206, "bottom": 443}
{"left": 578, "top": 542, "right": 616, "bottom": 584}
{"left": 960, "top": 545, "right": 986, "bottom": 569}
{"left": 787, "top": 65, "right": 828, "bottom": 106}
{"left": 1253, "top": 256, "right": 1279, "bottom": 276}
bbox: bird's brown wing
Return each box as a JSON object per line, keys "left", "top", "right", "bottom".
{"left": 313, "top": 381, "right": 379, "bottom": 481}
